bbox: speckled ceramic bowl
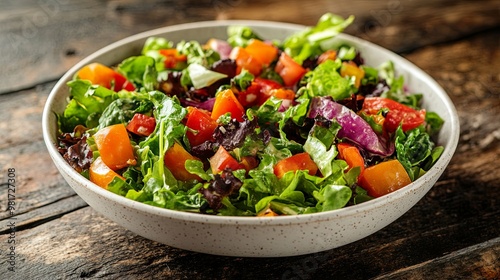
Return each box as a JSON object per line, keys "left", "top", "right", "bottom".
{"left": 42, "top": 20, "right": 459, "bottom": 257}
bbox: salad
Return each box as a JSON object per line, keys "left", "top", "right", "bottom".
{"left": 56, "top": 13, "right": 444, "bottom": 216}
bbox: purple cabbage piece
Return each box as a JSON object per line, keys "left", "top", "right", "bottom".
{"left": 308, "top": 97, "right": 394, "bottom": 157}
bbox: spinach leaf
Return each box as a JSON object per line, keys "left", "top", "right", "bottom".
{"left": 395, "top": 126, "right": 437, "bottom": 181}
{"left": 118, "top": 56, "right": 158, "bottom": 91}
{"left": 425, "top": 111, "right": 445, "bottom": 136}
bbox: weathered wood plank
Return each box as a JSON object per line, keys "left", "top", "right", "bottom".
{"left": 1, "top": 0, "right": 498, "bottom": 94}
{"left": 0, "top": 82, "right": 82, "bottom": 222}
{"left": 0, "top": 190, "right": 498, "bottom": 279}
{"left": 0, "top": 195, "right": 87, "bottom": 235}
{"left": 375, "top": 237, "right": 500, "bottom": 280}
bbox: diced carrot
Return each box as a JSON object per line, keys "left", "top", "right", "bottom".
{"left": 229, "top": 47, "right": 263, "bottom": 76}
{"left": 244, "top": 39, "right": 278, "bottom": 66}
{"left": 257, "top": 207, "right": 280, "bottom": 217}
{"left": 89, "top": 157, "right": 125, "bottom": 189}
{"left": 270, "top": 88, "right": 295, "bottom": 100}
{"left": 93, "top": 124, "right": 136, "bottom": 170}
{"left": 358, "top": 159, "right": 412, "bottom": 197}
{"left": 337, "top": 142, "right": 365, "bottom": 174}
{"left": 317, "top": 50, "right": 337, "bottom": 64}
{"left": 77, "top": 62, "right": 135, "bottom": 91}
{"left": 340, "top": 61, "right": 365, "bottom": 88}
{"left": 273, "top": 152, "right": 318, "bottom": 179}
{"left": 164, "top": 142, "right": 202, "bottom": 181}
{"left": 211, "top": 89, "right": 246, "bottom": 122}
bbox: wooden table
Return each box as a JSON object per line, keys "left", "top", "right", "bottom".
{"left": 1, "top": 0, "right": 499, "bottom": 279}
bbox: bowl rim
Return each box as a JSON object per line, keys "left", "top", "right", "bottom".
{"left": 42, "top": 19, "right": 460, "bottom": 226}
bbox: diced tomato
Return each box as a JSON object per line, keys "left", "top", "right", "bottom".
{"left": 274, "top": 52, "right": 307, "bottom": 87}
{"left": 317, "top": 50, "right": 337, "bottom": 64}
{"left": 237, "top": 77, "right": 285, "bottom": 108}
{"left": 76, "top": 62, "right": 135, "bottom": 91}
{"left": 337, "top": 142, "right": 365, "bottom": 174}
{"left": 93, "top": 124, "right": 136, "bottom": 171}
{"left": 164, "top": 142, "right": 202, "bottom": 181}
{"left": 244, "top": 39, "right": 278, "bottom": 66}
{"left": 340, "top": 61, "right": 365, "bottom": 88}
{"left": 254, "top": 77, "right": 283, "bottom": 105}
{"left": 230, "top": 47, "right": 263, "bottom": 76}
{"left": 237, "top": 82, "right": 261, "bottom": 108}
{"left": 89, "top": 157, "right": 125, "bottom": 189}
{"left": 159, "top": 49, "right": 187, "bottom": 69}
{"left": 362, "top": 97, "right": 426, "bottom": 133}
{"left": 209, "top": 145, "right": 243, "bottom": 173}
{"left": 273, "top": 152, "right": 318, "bottom": 179}
{"left": 126, "top": 113, "right": 156, "bottom": 137}
{"left": 358, "top": 159, "right": 412, "bottom": 197}
{"left": 211, "top": 89, "right": 246, "bottom": 122}
{"left": 185, "top": 107, "right": 218, "bottom": 146}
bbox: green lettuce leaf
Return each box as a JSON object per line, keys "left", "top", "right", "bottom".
{"left": 59, "top": 80, "right": 116, "bottom": 132}
{"left": 283, "top": 13, "right": 354, "bottom": 63}
{"left": 305, "top": 59, "right": 351, "bottom": 100}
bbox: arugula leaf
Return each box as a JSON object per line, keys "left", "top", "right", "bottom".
{"left": 352, "top": 186, "right": 374, "bottom": 205}
{"left": 378, "top": 61, "right": 423, "bottom": 107}
{"left": 107, "top": 176, "right": 133, "bottom": 196}
{"left": 185, "top": 159, "right": 213, "bottom": 181}
{"left": 137, "top": 92, "right": 187, "bottom": 197}
{"left": 151, "top": 184, "right": 204, "bottom": 211}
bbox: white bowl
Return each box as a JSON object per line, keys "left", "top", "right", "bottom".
{"left": 42, "top": 20, "right": 459, "bottom": 257}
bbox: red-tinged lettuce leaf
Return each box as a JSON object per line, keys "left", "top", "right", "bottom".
{"left": 308, "top": 96, "right": 394, "bottom": 157}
